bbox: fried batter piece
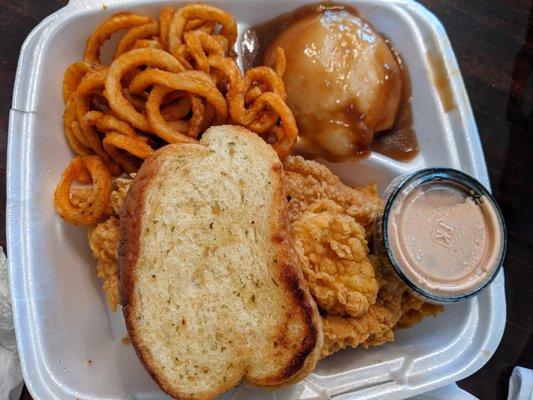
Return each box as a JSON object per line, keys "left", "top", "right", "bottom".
{"left": 110, "top": 176, "right": 132, "bottom": 215}
{"left": 73, "top": 177, "right": 132, "bottom": 311}
{"left": 292, "top": 199, "right": 379, "bottom": 318}
{"left": 321, "top": 268, "right": 404, "bottom": 357}
{"left": 71, "top": 186, "right": 114, "bottom": 218}
{"left": 284, "top": 155, "right": 381, "bottom": 232}
{"left": 88, "top": 217, "right": 121, "bottom": 311}
{"left": 284, "top": 156, "right": 442, "bottom": 357}
{"left": 321, "top": 274, "right": 443, "bottom": 357}
{"left": 397, "top": 291, "right": 444, "bottom": 329}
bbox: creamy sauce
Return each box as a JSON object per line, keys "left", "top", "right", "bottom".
{"left": 426, "top": 50, "right": 456, "bottom": 112}
{"left": 387, "top": 182, "right": 503, "bottom": 297}
{"left": 242, "top": 3, "right": 419, "bottom": 162}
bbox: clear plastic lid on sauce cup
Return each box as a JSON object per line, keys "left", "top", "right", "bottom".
{"left": 374, "top": 168, "right": 506, "bottom": 304}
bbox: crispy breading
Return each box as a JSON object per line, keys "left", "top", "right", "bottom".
{"left": 70, "top": 187, "right": 93, "bottom": 208}
{"left": 284, "top": 156, "right": 443, "bottom": 357}
{"left": 75, "top": 177, "right": 132, "bottom": 311}
{"left": 321, "top": 268, "right": 404, "bottom": 357}
{"left": 88, "top": 217, "right": 121, "bottom": 311}
{"left": 110, "top": 176, "right": 133, "bottom": 215}
{"left": 397, "top": 292, "right": 444, "bottom": 329}
{"left": 292, "top": 199, "right": 379, "bottom": 318}
{"left": 284, "top": 155, "right": 381, "bottom": 232}
{"left": 71, "top": 186, "right": 114, "bottom": 218}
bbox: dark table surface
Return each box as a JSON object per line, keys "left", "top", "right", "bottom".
{"left": 1, "top": 1, "right": 531, "bottom": 399}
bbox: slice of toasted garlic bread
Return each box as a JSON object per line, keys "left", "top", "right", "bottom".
{"left": 120, "top": 125, "right": 322, "bottom": 400}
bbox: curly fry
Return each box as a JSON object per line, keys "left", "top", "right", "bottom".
{"left": 185, "top": 32, "right": 209, "bottom": 72}
{"left": 198, "top": 31, "right": 227, "bottom": 55}
{"left": 179, "top": 31, "right": 228, "bottom": 74}
{"left": 243, "top": 49, "right": 288, "bottom": 135}
{"left": 54, "top": 156, "right": 112, "bottom": 225}
{"left": 64, "top": 128, "right": 91, "bottom": 156}
{"left": 212, "top": 35, "right": 229, "bottom": 54}
{"left": 114, "top": 21, "right": 159, "bottom": 57}
{"left": 105, "top": 48, "right": 185, "bottom": 131}
{"left": 228, "top": 66, "right": 286, "bottom": 126}
{"left": 161, "top": 96, "right": 191, "bottom": 120}
{"left": 83, "top": 110, "right": 149, "bottom": 144}
{"left": 251, "top": 92, "right": 298, "bottom": 159}
{"left": 225, "top": 63, "right": 296, "bottom": 158}
{"left": 185, "top": 20, "right": 216, "bottom": 34}
{"left": 245, "top": 67, "right": 287, "bottom": 100}
{"left": 128, "top": 69, "right": 228, "bottom": 124}
{"left": 102, "top": 132, "right": 155, "bottom": 173}
{"left": 64, "top": 99, "right": 92, "bottom": 155}
{"left": 84, "top": 12, "right": 154, "bottom": 64}
{"left": 123, "top": 91, "right": 146, "bottom": 113}
{"left": 244, "top": 85, "right": 263, "bottom": 104}
{"left": 72, "top": 68, "right": 113, "bottom": 163}
{"left": 132, "top": 39, "right": 162, "bottom": 50}
{"left": 65, "top": 98, "right": 90, "bottom": 147}
{"left": 167, "top": 4, "right": 237, "bottom": 56}
{"left": 90, "top": 93, "right": 110, "bottom": 112}
{"left": 159, "top": 7, "right": 175, "bottom": 50}
{"left": 206, "top": 55, "right": 241, "bottom": 91}
{"left": 146, "top": 86, "right": 203, "bottom": 143}
{"left": 200, "top": 103, "right": 216, "bottom": 132}
{"left": 173, "top": 45, "right": 194, "bottom": 70}
{"left": 264, "top": 47, "right": 287, "bottom": 78}
{"left": 183, "top": 19, "right": 204, "bottom": 31}
{"left": 71, "top": 121, "right": 92, "bottom": 152}
{"left": 208, "top": 57, "right": 294, "bottom": 150}
{"left": 63, "top": 61, "right": 100, "bottom": 103}
{"left": 72, "top": 166, "right": 92, "bottom": 184}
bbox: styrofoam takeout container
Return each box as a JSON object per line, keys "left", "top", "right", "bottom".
{"left": 7, "top": 0, "right": 506, "bottom": 399}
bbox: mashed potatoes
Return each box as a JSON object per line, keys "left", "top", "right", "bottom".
{"left": 265, "top": 8, "right": 402, "bottom": 157}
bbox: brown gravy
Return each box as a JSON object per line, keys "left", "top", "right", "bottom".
{"left": 426, "top": 50, "right": 456, "bottom": 112}
{"left": 373, "top": 51, "right": 419, "bottom": 161}
{"left": 241, "top": 3, "right": 419, "bottom": 162}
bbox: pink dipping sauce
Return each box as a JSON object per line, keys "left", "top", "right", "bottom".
{"left": 376, "top": 169, "right": 506, "bottom": 303}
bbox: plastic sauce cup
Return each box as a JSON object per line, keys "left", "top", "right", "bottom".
{"left": 374, "top": 168, "right": 506, "bottom": 303}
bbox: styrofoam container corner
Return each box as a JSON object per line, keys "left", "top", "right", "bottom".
{"left": 7, "top": 1, "right": 506, "bottom": 399}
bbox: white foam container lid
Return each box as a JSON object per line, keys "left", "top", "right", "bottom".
{"left": 7, "top": 0, "right": 506, "bottom": 399}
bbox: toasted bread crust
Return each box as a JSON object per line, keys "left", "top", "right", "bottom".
{"left": 121, "top": 144, "right": 197, "bottom": 309}
{"left": 249, "top": 164, "right": 322, "bottom": 387}
{"left": 119, "top": 127, "right": 322, "bottom": 399}
{"left": 119, "top": 145, "right": 180, "bottom": 398}
{"left": 121, "top": 144, "right": 229, "bottom": 400}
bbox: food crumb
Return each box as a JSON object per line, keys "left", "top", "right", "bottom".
{"left": 102, "top": 4, "right": 108, "bottom": 9}
{"left": 87, "top": 359, "right": 93, "bottom": 366}
{"left": 121, "top": 336, "right": 131, "bottom": 345}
